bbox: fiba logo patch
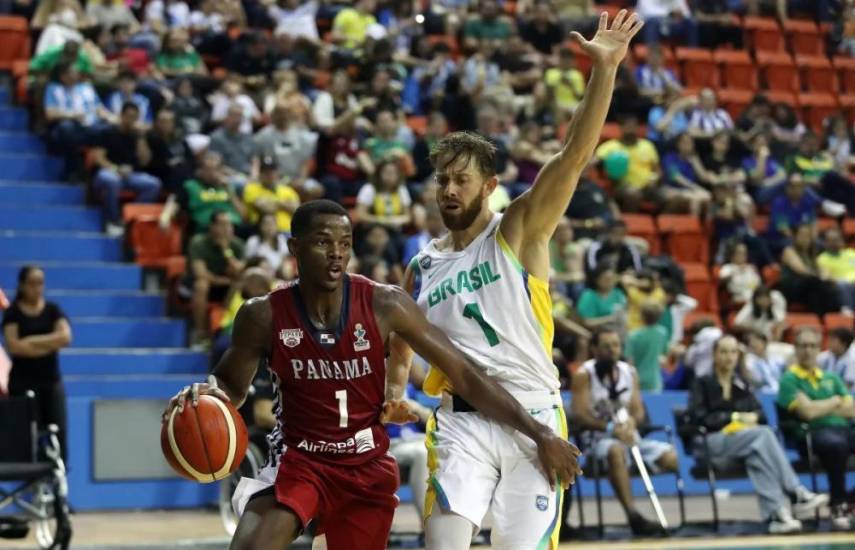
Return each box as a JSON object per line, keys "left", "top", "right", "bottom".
{"left": 536, "top": 495, "right": 549, "bottom": 511}
{"left": 279, "top": 328, "right": 303, "bottom": 348}
{"left": 353, "top": 323, "right": 371, "bottom": 352}
{"left": 419, "top": 256, "right": 432, "bottom": 270}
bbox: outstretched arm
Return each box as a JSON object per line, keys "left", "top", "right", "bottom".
{"left": 377, "top": 285, "right": 582, "bottom": 487}
{"left": 500, "top": 11, "right": 642, "bottom": 279}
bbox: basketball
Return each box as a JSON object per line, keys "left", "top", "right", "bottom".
{"left": 161, "top": 395, "right": 248, "bottom": 483}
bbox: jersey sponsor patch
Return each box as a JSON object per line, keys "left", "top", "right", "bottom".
{"left": 279, "top": 328, "right": 303, "bottom": 348}
{"left": 319, "top": 333, "right": 336, "bottom": 345}
{"left": 419, "top": 255, "right": 432, "bottom": 270}
{"left": 536, "top": 495, "right": 549, "bottom": 511}
{"left": 353, "top": 323, "right": 371, "bottom": 352}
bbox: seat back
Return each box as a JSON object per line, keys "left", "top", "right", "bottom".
{"left": 0, "top": 392, "right": 37, "bottom": 463}
{"left": 774, "top": 402, "right": 804, "bottom": 451}
{"left": 671, "top": 406, "right": 696, "bottom": 455}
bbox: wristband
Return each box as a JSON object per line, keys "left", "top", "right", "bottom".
{"left": 606, "top": 421, "right": 614, "bottom": 434}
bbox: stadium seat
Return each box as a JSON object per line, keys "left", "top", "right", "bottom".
{"left": 716, "top": 88, "right": 754, "bottom": 120}
{"left": 12, "top": 59, "right": 27, "bottom": 104}
{"left": 599, "top": 122, "right": 621, "bottom": 142}
{"left": 784, "top": 313, "right": 823, "bottom": 342}
{"left": 622, "top": 213, "right": 659, "bottom": 255}
{"left": 756, "top": 51, "right": 799, "bottom": 92}
{"left": 752, "top": 214, "right": 769, "bottom": 234}
{"left": 798, "top": 93, "right": 840, "bottom": 134}
{"left": 838, "top": 94, "right": 855, "bottom": 125}
{"left": 128, "top": 218, "right": 186, "bottom": 280}
{"left": 744, "top": 16, "right": 784, "bottom": 53}
{"left": 657, "top": 214, "right": 709, "bottom": 264}
{"left": 797, "top": 55, "right": 838, "bottom": 93}
{"left": 426, "top": 35, "right": 460, "bottom": 58}
{"left": 122, "top": 203, "right": 165, "bottom": 224}
{"left": 682, "top": 311, "right": 722, "bottom": 336}
{"left": 0, "top": 16, "right": 30, "bottom": 71}
{"left": 832, "top": 56, "right": 855, "bottom": 93}
{"left": 682, "top": 263, "right": 717, "bottom": 313}
{"left": 783, "top": 19, "right": 824, "bottom": 56}
{"left": 675, "top": 48, "right": 718, "bottom": 89}
{"left": 816, "top": 217, "right": 839, "bottom": 234}
{"left": 406, "top": 115, "right": 427, "bottom": 136}
{"left": 714, "top": 50, "right": 758, "bottom": 92}
{"left": 823, "top": 313, "right": 853, "bottom": 331}
{"left": 764, "top": 90, "right": 798, "bottom": 108}
{"left": 844, "top": 217, "right": 855, "bottom": 245}
{"left": 631, "top": 44, "right": 679, "bottom": 75}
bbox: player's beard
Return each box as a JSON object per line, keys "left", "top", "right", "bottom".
{"left": 440, "top": 192, "right": 484, "bottom": 231}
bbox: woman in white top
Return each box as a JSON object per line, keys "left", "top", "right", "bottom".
{"left": 733, "top": 285, "right": 787, "bottom": 342}
{"left": 719, "top": 242, "right": 761, "bottom": 305}
{"left": 245, "top": 213, "right": 292, "bottom": 279}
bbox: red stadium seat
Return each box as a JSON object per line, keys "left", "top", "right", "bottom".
{"left": 839, "top": 94, "right": 855, "bottom": 125}
{"left": 744, "top": 16, "right": 785, "bottom": 52}
{"left": 682, "top": 263, "right": 717, "bottom": 313}
{"left": 797, "top": 55, "right": 838, "bottom": 93}
{"left": 622, "top": 214, "right": 659, "bottom": 255}
{"left": 657, "top": 214, "right": 709, "bottom": 264}
{"left": 762, "top": 264, "right": 781, "bottom": 287}
{"left": 714, "top": 49, "right": 758, "bottom": 91}
{"left": 844, "top": 217, "right": 855, "bottom": 245}
{"left": 784, "top": 313, "right": 823, "bottom": 342}
{"left": 823, "top": 313, "right": 854, "bottom": 331}
{"left": 599, "top": 122, "right": 621, "bottom": 142}
{"left": 675, "top": 47, "right": 718, "bottom": 89}
{"left": 682, "top": 311, "right": 722, "bottom": 336}
{"left": 128, "top": 218, "right": 186, "bottom": 280}
{"left": 752, "top": 214, "right": 770, "bottom": 234}
{"left": 756, "top": 51, "right": 799, "bottom": 92}
{"left": 122, "top": 203, "right": 164, "bottom": 224}
{"left": 0, "top": 16, "right": 30, "bottom": 70}
{"left": 406, "top": 116, "right": 427, "bottom": 136}
{"left": 765, "top": 90, "right": 798, "bottom": 108}
{"left": 717, "top": 88, "right": 754, "bottom": 120}
{"left": 832, "top": 56, "right": 855, "bottom": 93}
{"left": 798, "top": 92, "right": 840, "bottom": 134}
{"left": 783, "top": 19, "right": 824, "bottom": 56}
{"left": 816, "top": 217, "right": 840, "bottom": 234}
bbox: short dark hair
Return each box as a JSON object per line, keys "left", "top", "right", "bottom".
{"left": 290, "top": 200, "right": 350, "bottom": 238}
{"left": 829, "top": 327, "right": 854, "bottom": 348}
{"left": 590, "top": 326, "right": 619, "bottom": 348}
{"left": 430, "top": 131, "right": 496, "bottom": 178}
{"left": 121, "top": 101, "right": 139, "bottom": 114}
{"left": 14, "top": 265, "right": 41, "bottom": 303}
{"left": 209, "top": 209, "right": 231, "bottom": 225}
{"left": 640, "top": 302, "right": 662, "bottom": 325}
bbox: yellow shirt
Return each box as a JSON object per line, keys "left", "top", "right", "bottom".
{"left": 242, "top": 181, "right": 300, "bottom": 233}
{"left": 817, "top": 249, "right": 855, "bottom": 283}
{"left": 332, "top": 8, "right": 376, "bottom": 49}
{"left": 544, "top": 68, "right": 586, "bottom": 111}
{"left": 596, "top": 138, "right": 660, "bottom": 189}
{"left": 220, "top": 292, "right": 243, "bottom": 333}
{"left": 626, "top": 286, "right": 667, "bottom": 332}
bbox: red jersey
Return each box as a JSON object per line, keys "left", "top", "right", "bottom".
{"left": 266, "top": 274, "right": 388, "bottom": 466}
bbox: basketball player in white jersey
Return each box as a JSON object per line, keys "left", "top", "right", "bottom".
{"left": 387, "top": 11, "right": 644, "bottom": 550}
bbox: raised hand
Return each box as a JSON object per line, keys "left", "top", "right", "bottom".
{"left": 570, "top": 10, "right": 644, "bottom": 69}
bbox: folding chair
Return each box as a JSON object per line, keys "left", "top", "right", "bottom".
{"left": 622, "top": 213, "right": 659, "bottom": 255}
{"left": 675, "top": 48, "right": 718, "bottom": 89}
{"left": 657, "top": 214, "right": 709, "bottom": 264}
{"left": 0, "top": 391, "right": 72, "bottom": 549}
{"left": 757, "top": 51, "right": 800, "bottom": 92}
{"left": 714, "top": 50, "right": 758, "bottom": 92}
{"left": 783, "top": 19, "right": 824, "bottom": 56}
{"left": 797, "top": 55, "right": 838, "bottom": 94}
{"left": 744, "top": 17, "right": 785, "bottom": 53}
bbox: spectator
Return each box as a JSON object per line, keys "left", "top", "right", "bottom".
{"left": 355, "top": 158, "right": 412, "bottom": 252}
{"left": 647, "top": 91, "right": 694, "bottom": 147}
{"left": 209, "top": 79, "right": 262, "bottom": 136}
{"left": 160, "top": 152, "right": 247, "bottom": 235}
{"left": 253, "top": 101, "right": 321, "bottom": 201}
{"left": 818, "top": 227, "right": 855, "bottom": 313}
{"left": 637, "top": 0, "right": 699, "bottom": 46}
{"left": 171, "top": 77, "right": 208, "bottom": 134}
{"left": 245, "top": 213, "right": 292, "bottom": 280}
{"left": 107, "top": 70, "right": 151, "bottom": 127}
{"left": 331, "top": 0, "right": 378, "bottom": 50}
{"left": 734, "top": 94, "right": 774, "bottom": 149}
{"left": 210, "top": 266, "right": 273, "bottom": 369}
{"left": 767, "top": 174, "right": 821, "bottom": 254}
{"left": 709, "top": 180, "right": 772, "bottom": 268}
{"left": 585, "top": 219, "right": 643, "bottom": 276}
{"left": 403, "top": 204, "right": 445, "bottom": 266}
{"left": 355, "top": 224, "right": 403, "bottom": 281}
{"left": 733, "top": 285, "right": 788, "bottom": 342}
{"left": 694, "top": 0, "right": 743, "bottom": 48}
{"left": 824, "top": 115, "right": 853, "bottom": 174}
{"left": 224, "top": 32, "right": 275, "bottom": 98}
{"left": 777, "top": 327, "right": 855, "bottom": 531}
{"left": 684, "top": 318, "right": 724, "bottom": 380}
{"left": 242, "top": 156, "right": 300, "bottom": 234}
{"left": 144, "top": 0, "right": 191, "bottom": 34}
{"left": 29, "top": 39, "right": 93, "bottom": 76}
{"left": 34, "top": 0, "right": 86, "bottom": 55}
{"left": 412, "top": 112, "right": 449, "bottom": 183}
{"left": 699, "top": 132, "right": 746, "bottom": 192}
{"left": 659, "top": 278, "right": 698, "bottom": 346}
{"left": 626, "top": 301, "right": 670, "bottom": 392}
{"left": 595, "top": 115, "right": 662, "bottom": 213}
{"left": 145, "top": 108, "right": 191, "bottom": 193}
{"left": 318, "top": 112, "right": 373, "bottom": 202}
{"left": 311, "top": 70, "right": 362, "bottom": 136}
{"left": 461, "top": 41, "right": 506, "bottom": 101}
{"left": 571, "top": 327, "right": 678, "bottom": 535}
{"left": 661, "top": 133, "right": 711, "bottom": 215}
{"left": 818, "top": 327, "right": 855, "bottom": 393}
{"left": 576, "top": 264, "right": 627, "bottom": 332}
{"left": 719, "top": 242, "right": 761, "bottom": 305}
{"left": 91, "top": 102, "right": 162, "bottom": 236}
{"left": 770, "top": 102, "right": 806, "bottom": 160}
{"left": 688, "top": 89, "right": 734, "bottom": 139}
{"left": 473, "top": 105, "right": 518, "bottom": 187}
{"left": 510, "top": 121, "right": 562, "bottom": 197}
{"left": 780, "top": 224, "right": 843, "bottom": 315}
{"left": 565, "top": 172, "right": 618, "bottom": 240}
{"left": 262, "top": 70, "right": 311, "bottom": 124}
{"left": 635, "top": 45, "right": 682, "bottom": 105}
{"left": 622, "top": 269, "right": 668, "bottom": 333}
{"left": 209, "top": 103, "right": 255, "bottom": 189}
{"left": 542, "top": 46, "right": 586, "bottom": 119}
{"left": 267, "top": 0, "right": 319, "bottom": 41}
{"left": 1, "top": 266, "right": 72, "bottom": 460}
{"left": 742, "top": 133, "right": 788, "bottom": 206}
{"left": 743, "top": 330, "right": 788, "bottom": 394}
{"left": 155, "top": 28, "right": 208, "bottom": 79}
{"left": 690, "top": 334, "right": 828, "bottom": 534}
{"left": 462, "top": 0, "right": 513, "bottom": 41}
{"left": 186, "top": 210, "right": 246, "bottom": 347}
{"left": 788, "top": 131, "right": 855, "bottom": 217}
{"left": 406, "top": 43, "right": 458, "bottom": 116}
{"left": 550, "top": 217, "right": 587, "bottom": 302}
{"left": 518, "top": 0, "right": 564, "bottom": 55}
{"left": 364, "top": 109, "right": 415, "bottom": 173}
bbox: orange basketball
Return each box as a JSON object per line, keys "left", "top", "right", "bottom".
{"left": 161, "top": 394, "right": 248, "bottom": 483}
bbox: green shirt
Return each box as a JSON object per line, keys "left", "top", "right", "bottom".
{"left": 364, "top": 137, "right": 407, "bottom": 162}
{"left": 777, "top": 364, "right": 852, "bottom": 438}
{"left": 188, "top": 234, "right": 245, "bottom": 279}
{"left": 658, "top": 306, "right": 673, "bottom": 343}
{"left": 576, "top": 288, "right": 626, "bottom": 320}
{"left": 626, "top": 325, "right": 669, "bottom": 392}
{"left": 463, "top": 18, "right": 513, "bottom": 40}
{"left": 183, "top": 179, "right": 242, "bottom": 233}
{"left": 29, "top": 46, "right": 92, "bottom": 74}
{"left": 156, "top": 49, "right": 203, "bottom": 73}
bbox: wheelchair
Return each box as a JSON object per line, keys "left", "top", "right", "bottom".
{"left": 0, "top": 390, "right": 72, "bottom": 549}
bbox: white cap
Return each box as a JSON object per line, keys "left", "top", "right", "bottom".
{"left": 185, "top": 134, "right": 210, "bottom": 154}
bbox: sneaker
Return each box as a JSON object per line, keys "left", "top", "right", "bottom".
{"left": 831, "top": 504, "right": 852, "bottom": 531}
{"left": 793, "top": 487, "right": 829, "bottom": 518}
{"left": 628, "top": 510, "right": 668, "bottom": 537}
{"left": 768, "top": 506, "right": 802, "bottom": 534}
{"left": 105, "top": 222, "right": 125, "bottom": 237}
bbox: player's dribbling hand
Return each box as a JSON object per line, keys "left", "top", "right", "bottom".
{"left": 535, "top": 433, "right": 583, "bottom": 490}
{"left": 161, "top": 382, "right": 231, "bottom": 423}
{"left": 379, "top": 399, "right": 420, "bottom": 425}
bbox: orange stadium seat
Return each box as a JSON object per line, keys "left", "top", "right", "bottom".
{"left": 823, "top": 313, "right": 854, "bottom": 331}
{"left": 798, "top": 93, "right": 840, "bottom": 134}
{"left": 838, "top": 94, "right": 855, "bottom": 125}
{"left": 717, "top": 88, "right": 754, "bottom": 120}
{"left": 816, "top": 217, "right": 840, "bottom": 234}
{"left": 762, "top": 264, "right": 781, "bottom": 287}
{"left": 657, "top": 214, "right": 709, "bottom": 264}
{"left": 715, "top": 49, "right": 758, "bottom": 91}
{"left": 765, "top": 90, "right": 799, "bottom": 108}
{"left": 122, "top": 203, "right": 164, "bottom": 224}
{"left": 406, "top": 116, "right": 427, "bottom": 136}
{"left": 744, "top": 16, "right": 784, "bottom": 52}
{"left": 675, "top": 47, "right": 718, "bottom": 89}
{"left": 0, "top": 16, "right": 30, "bottom": 70}
{"left": 844, "top": 217, "right": 855, "bottom": 244}
{"left": 797, "top": 55, "right": 838, "bottom": 93}
{"left": 682, "top": 311, "right": 721, "bottom": 336}
{"left": 752, "top": 214, "right": 770, "bottom": 234}
{"left": 683, "top": 263, "right": 717, "bottom": 313}
{"left": 784, "top": 313, "right": 823, "bottom": 342}
{"left": 128, "top": 218, "right": 186, "bottom": 280}
{"left": 622, "top": 214, "right": 659, "bottom": 255}
{"left": 783, "top": 19, "right": 824, "bottom": 56}
{"left": 832, "top": 56, "right": 855, "bottom": 93}
{"left": 757, "top": 51, "right": 799, "bottom": 92}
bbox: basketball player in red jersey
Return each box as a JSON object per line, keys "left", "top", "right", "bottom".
{"left": 162, "top": 200, "right": 581, "bottom": 550}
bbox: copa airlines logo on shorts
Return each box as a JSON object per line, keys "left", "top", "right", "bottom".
{"left": 536, "top": 495, "right": 549, "bottom": 511}
{"left": 290, "top": 357, "right": 373, "bottom": 380}
{"left": 298, "top": 428, "right": 376, "bottom": 455}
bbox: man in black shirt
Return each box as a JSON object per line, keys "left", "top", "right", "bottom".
{"left": 519, "top": 1, "right": 564, "bottom": 55}
{"left": 146, "top": 108, "right": 191, "bottom": 193}
{"left": 225, "top": 32, "right": 275, "bottom": 97}
{"left": 586, "top": 219, "right": 643, "bottom": 275}
{"left": 566, "top": 175, "right": 619, "bottom": 239}
{"left": 92, "top": 102, "right": 162, "bottom": 235}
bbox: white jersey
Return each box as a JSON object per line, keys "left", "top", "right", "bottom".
{"left": 411, "top": 214, "right": 559, "bottom": 395}
{"left": 581, "top": 359, "right": 635, "bottom": 421}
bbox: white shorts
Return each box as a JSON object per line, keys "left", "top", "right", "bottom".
{"left": 425, "top": 390, "right": 567, "bottom": 550}
{"left": 232, "top": 463, "right": 278, "bottom": 518}
{"left": 591, "top": 436, "right": 673, "bottom": 474}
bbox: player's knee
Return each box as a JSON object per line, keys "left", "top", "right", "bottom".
{"left": 658, "top": 449, "right": 679, "bottom": 472}
{"left": 607, "top": 443, "right": 625, "bottom": 464}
